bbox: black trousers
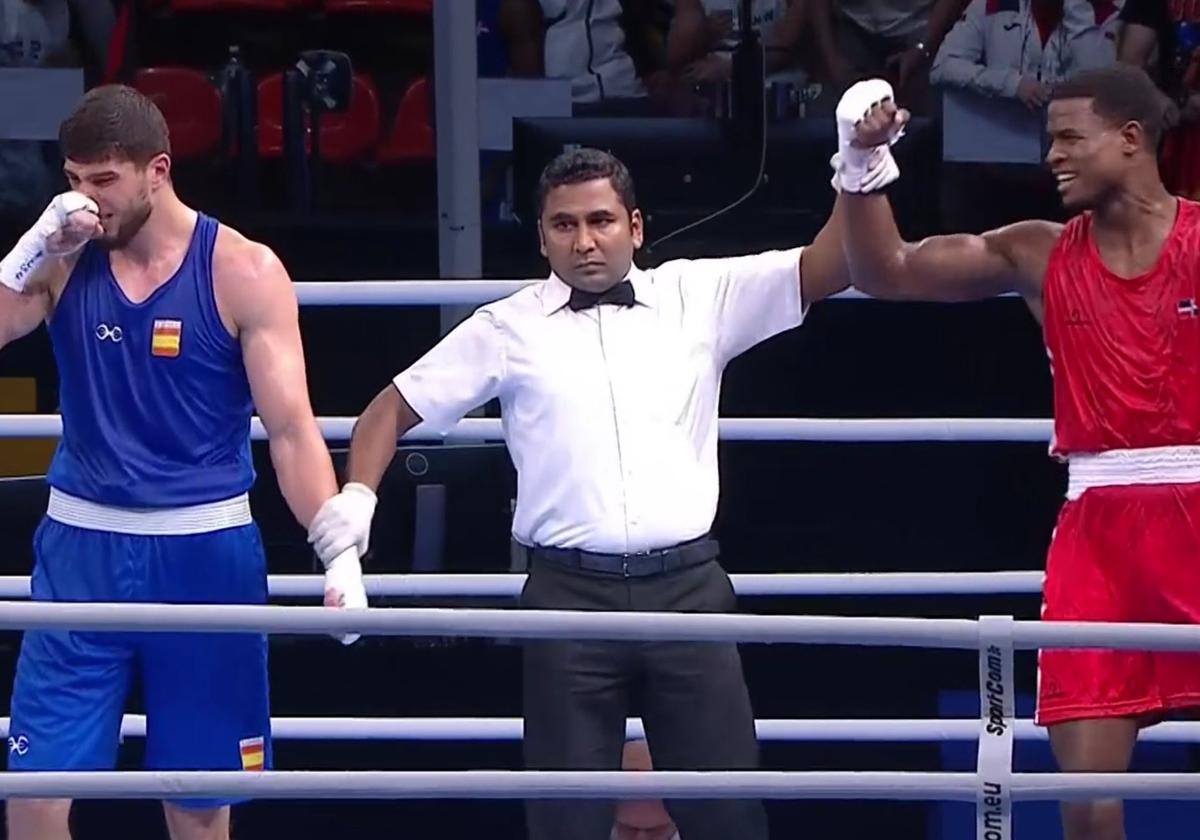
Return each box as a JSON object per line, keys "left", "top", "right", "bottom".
{"left": 520, "top": 552, "right": 768, "bottom": 840}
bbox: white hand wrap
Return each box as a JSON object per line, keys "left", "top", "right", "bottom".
{"left": 308, "top": 482, "right": 377, "bottom": 563}
{"left": 831, "top": 79, "right": 905, "bottom": 194}
{"left": 324, "top": 548, "right": 368, "bottom": 645}
{"left": 309, "top": 483, "right": 377, "bottom": 645}
{"left": 0, "top": 192, "right": 98, "bottom": 293}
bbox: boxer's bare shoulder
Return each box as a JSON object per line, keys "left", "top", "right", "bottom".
{"left": 210, "top": 222, "right": 295, "bottom": 339}
{"left": 977, "top": 219, "right": 1064, "bottom": 295}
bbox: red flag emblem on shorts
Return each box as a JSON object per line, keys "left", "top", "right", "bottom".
{"left": 151, "top": 319, "right": 182, "bottom": 358}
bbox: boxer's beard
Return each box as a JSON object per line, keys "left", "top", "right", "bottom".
{"left": 99, "top": 201, "right": 152, "bottom": 251}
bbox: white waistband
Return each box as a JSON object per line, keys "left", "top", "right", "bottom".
{"left": 1066, "top": 446, "right": 1200, "bottom": 501}
{"left": 46, "top": 488, "right": 252, "bottom": 535}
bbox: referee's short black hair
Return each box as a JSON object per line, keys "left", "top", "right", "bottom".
{"left": 536, "top": 148, "right": 638, "bottom": 218}
{"left": 1051, "top": 63, "right": 1171, "bottom": 149}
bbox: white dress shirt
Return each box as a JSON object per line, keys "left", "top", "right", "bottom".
{"left": 393, "top": 248, "right": 805, "bottom": 554}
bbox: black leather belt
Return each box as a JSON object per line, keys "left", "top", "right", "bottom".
{"left": 515, "top": 536, "right": 719, "bottom": 578}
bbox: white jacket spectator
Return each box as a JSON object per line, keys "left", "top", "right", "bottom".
{"left": 0, "top": 0, "right": 115, "bottom": 220}
{"left": 499, "top": 0, "right": 646, "bottom": 105}
{"left": 930, "top": 0, "right": 1120, "bottom": 103}
{"left": 540, "top": 0, "right": 646, "bottom": 103}
{"left": 1060, "top": 0, "right": 1123, "bottom": 75}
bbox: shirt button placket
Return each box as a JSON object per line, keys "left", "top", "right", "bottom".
{"left": 599, "top": 308, "right": 634, "bottom": 549}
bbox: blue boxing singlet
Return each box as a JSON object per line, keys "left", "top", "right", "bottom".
{"left": 45, "top": 213, "right": 256, "bottom": 508}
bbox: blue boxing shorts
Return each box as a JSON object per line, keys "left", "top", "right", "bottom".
{"left": 8, "top": 494, "right": 272, "bottom": 809}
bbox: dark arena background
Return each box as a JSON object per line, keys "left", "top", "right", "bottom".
{"left": 0, "top": 1, "right": 1196, "bottom": 838}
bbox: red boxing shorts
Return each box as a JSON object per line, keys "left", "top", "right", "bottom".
{"left": 1037, "top": 482, "right": 1200, "bottom": 726}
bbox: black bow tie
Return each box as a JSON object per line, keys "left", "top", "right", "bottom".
{"left": 567, "top": 280, "right": 636, "bottom": 311}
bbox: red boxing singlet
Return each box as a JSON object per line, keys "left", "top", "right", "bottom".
{"left": 1037, "top": 198, "right": 1200, "bottom": 727}
{"left": 1043, "top": 198, "right": 1200, "bottom": 457}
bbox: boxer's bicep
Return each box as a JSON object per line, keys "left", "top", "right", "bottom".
{"left": 0, "top": 285, "right": 52, "bottom": 350}
{"left": 233, "top": 247, "right": 317, "bottom": 439}
{"left": 232, "top": 248, "right": 339, "bottom": 526}
{"left": 882, "top": 220, "right": 1056, "bottom": 303}
{"left": 0, "top": 245, "right": 74, "bottom": 346}
{"left": 841, "top": 191, "right": 1007, "bottom": 302}
{"left": 890, "top": 233, "right": 1022, "bottom": 301}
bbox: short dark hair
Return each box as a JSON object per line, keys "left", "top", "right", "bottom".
{"left": 1050, "top": 64, "right": 1170, "bottom": 148}
{"left": 536, "top": 148, "right": 637, "bottom": 217}
{"left": 59, "top": 85, "right": 171, "bottom": 165}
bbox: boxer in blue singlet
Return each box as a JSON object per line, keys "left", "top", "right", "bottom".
{"left": 0, "top": 85, "right": 369, "bottom": 840}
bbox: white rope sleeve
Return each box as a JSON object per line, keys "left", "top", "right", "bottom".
{"left": 976, "top": 615, "right": 1015, "bottom": 840}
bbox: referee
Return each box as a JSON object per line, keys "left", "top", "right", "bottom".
{"left": 309, "top": 148, "right": 851, "bottom": 839}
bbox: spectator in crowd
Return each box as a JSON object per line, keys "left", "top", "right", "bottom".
{"left": 498, "top": 0, "right": 671, "bottom": 114}
{"left": 1117, "top": 0, "right": 1200, "bottom": 199}
{"left": 665, "top": 0, "right": 809, "bottom": 85}
{"left": 0, "top": 0, "right": 115, "bottom": 229}
{"left": 612, "top": 740, "right": 681, "bottom": 840}
{"left": 928, "top": 0, "right": 1120, "bottom": 232}
{"left": 930, "top": 0, "right": 1120, "bottom": 110}
{"left": 808, "top": 0, "right": 970, "bottom": 111}
{"left": 1060, "top": 0, "right": 1123, "bottom": 72}
{"left": 930, "top": 1, "right": 1049, "bottom": 231}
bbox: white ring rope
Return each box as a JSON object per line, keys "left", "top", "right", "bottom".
{"left": 7, "top": 714, "right": 1199, "bottom": 743}
{"left": 0, "top": 415, "right": 1053, "bottom": 442}
{"left": 297, "top": 280, "right": 536, "bottom": 305}
{"left": 291, "top": 281, "right": 891, "bottom": 307}
{"left": 0, "top": 602, "right": 983, "bottom": 646}
{"left": 0, "top": 572, "right": 1046, "bottom": 600}
{"left": 0, "top": 770, "right": 1194, "bottom": 802}
{"left": 2, "top": 602, "right": 1200, "bottom": 652}
{"left": 0, "top": 770, "right": 980, "bottom": 801}
{"left": 0, "top": 281, "right": 1130, "bottom": 812}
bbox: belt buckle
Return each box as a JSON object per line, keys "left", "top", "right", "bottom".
{"left": 621, "top": 551, "right": 647, "bottom": 578}
{"left": 621, "top": 548, "right": 664, "bottom": 578}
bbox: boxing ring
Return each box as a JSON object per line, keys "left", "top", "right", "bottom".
{"left": 0, "top": 279, "right": 1194, "bottom": 840}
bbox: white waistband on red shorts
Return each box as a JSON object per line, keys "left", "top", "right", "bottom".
{"left": 46, "top": 487, "right": 252, "bottom": 536}
{"left": 1066, "top": 445, "right": 1200, "bottom": 501}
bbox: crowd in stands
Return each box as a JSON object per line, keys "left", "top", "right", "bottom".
{"left": 3, "top": 1, "right": 1200, "bottom": 239}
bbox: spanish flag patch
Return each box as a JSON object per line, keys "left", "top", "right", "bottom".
{"left": 151, "top": 319, "right": 182, "bottom": 358}
{"left": 239, "top": 736, "right": 265, "bottom": 771}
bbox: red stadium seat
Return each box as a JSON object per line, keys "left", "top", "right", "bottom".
{"left": 377, "top": 76, "right": 434, "bottom": 164}
{"left": 132, "top": 67, "right": 223, "bottom": 160}
{"left": 257, "top": 72, "right": 381, "bottom": 163}
{"left": 323, "top": 0, "right": 431, "bottom": 12}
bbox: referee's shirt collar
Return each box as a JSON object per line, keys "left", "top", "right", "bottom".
{"left": 539, "top": 264, "right": 654, "bottom": 315}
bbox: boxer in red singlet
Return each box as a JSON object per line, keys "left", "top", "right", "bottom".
{"left": 836, "top": 63, "right": 1191, "bottom": 840}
